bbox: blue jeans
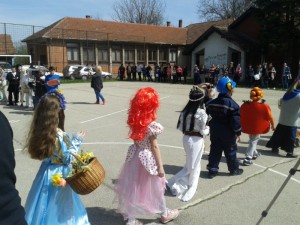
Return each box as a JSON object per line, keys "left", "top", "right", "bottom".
{"left": 95, "top": 90, "right": 105, "bottom": 102}
{"left": 282, "top": 76, "right": 288, "bottom": 89}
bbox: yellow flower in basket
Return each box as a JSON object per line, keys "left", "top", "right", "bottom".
{"left": 68, "top": 150, "right": 94, "bottom": 177}
{"left": 51, "top": 150, "right": 105, "bottom": 195}
{"left": 52, "top": 174, "right": 66, "bottom": 187}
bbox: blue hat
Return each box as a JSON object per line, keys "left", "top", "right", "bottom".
{"left": 216, "top": 77, "right": 236, "bottom": 93}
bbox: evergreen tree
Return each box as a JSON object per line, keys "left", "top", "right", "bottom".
{"left": 255, "top": 0, "right": 300, "bottom": 77}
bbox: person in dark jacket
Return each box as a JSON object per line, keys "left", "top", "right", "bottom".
{"left": 206, "top": 77, "right": 243, "bottom": 178}
{"left": 0, "top": 111, "right": 27, "bottom": 225}
{"left": 119, "top": 64, "right": 125, "bottom": 81}
{"left": 33, "top": 70, "right": 47, "bottom": 108}
{"left": 91, "top": 66, "right": 105, "bottom": 104}
{"left": 6, "top": 66, "right": 20, "bottom": 106}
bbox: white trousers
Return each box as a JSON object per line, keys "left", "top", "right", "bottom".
{"left": 167, "top": 135, "right": 204, "bottom": 202}
{"left": 245, "top": 134, "right": 260, "bottom": 158}
{"left": 21, "top": 89, "right": 33, "bottom": 107}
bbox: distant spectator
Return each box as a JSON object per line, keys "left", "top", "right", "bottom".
{"left": 91, "top": 66, "right": 106, "bottom": 105}
{"left": 119, "top": 64, "right": 125, "bottom": 81}
{"left": 137, "top": 64, "right": 143, "bottom": 81}
{"left": 199, "top": 65, "right": 206, "bottom": 83}
{"left": 193, "top": 64, "right": 200, "bottom": 85}
{"left": 0, "top": 66, "right": 8, "bottom": 102}
{"left": 6, "top": 66, "right": 20, "bottom": 106}
{"left": 142, "top": 64, "right": 147, "bottom": 81}
{"left": 20, "top": 68, "right": 33, "bottom": 108}
{"left": 126, "top": 64, "right": 132, "bottom": 80}
{"left": 33, "top": 70, "right": 47, "bottom": 108}
{"left": 246, "top": 64, "right": 255, "bottom": 87}
{"left": 209, "top": 64, "right": 216, "bottom": 84}
{"left": 261, "top": 63, "right": 269, "bottom": 89}
{"left": 176, "top": 65, "right": 183, "bottom": 83}
{"left": 227, "top": 62, "right": 235, "bottom": 80}
{"left": 233, "top": 63, "right": 242, "bottom": 86}
{"left": 167, "top": 65, "right": 172, "bottom": 82}
{"left": 268, "top": 63, "right": 276, "bottom": 90}
{"left": 131, "top": 64, "right": 137, "bottom": 81}
{"left": 154, "top": 64, "right": 160, "bottom": 82}
{"left": 146, "top": 65, "right": 153, "bottom": 82}
{"left": 282, "top": 62, "right": 291, "bottom": 90}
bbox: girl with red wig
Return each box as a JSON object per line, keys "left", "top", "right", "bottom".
{"left": 115, "top": 87, "right": 179, "bottom": 225}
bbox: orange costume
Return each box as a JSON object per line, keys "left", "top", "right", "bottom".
{"left": 240, "top": 87, "right": 275, "bottom": 166}
{"left": 240, "top": 87, "right": 275, "bottom": 135}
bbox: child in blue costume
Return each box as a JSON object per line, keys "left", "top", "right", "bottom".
{"left": 24, "top": 89, "right": 90, "bottom": 225}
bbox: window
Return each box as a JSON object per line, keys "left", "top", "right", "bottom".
{"left": 98, "top": 49, "right": 108, "bottom": 62}
{"left": 67, "top": 43, "right": 79, "bottom": 63}
{"left": 169, "top": 50, "right": 177, "bottom": 62}
{"left": 111, "top": 49, "right": 121, "bottom": 62}
{"left": 159, "top": 49, "right": 167, "bottom": 61}
{"left": 125, "top": 50, "right": 134, "bottom": 62}
{"left": 137, "top": 49, "right": 144, "bottom": 61}
{"left": 148, "top": 49, "right": 157, "bottom": 61}
{"left": 83, "top": 46, "right": 95, "bottom": 65}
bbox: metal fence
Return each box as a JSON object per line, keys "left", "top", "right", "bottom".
{"left": 0, "top": 22, "right": 155, "bottom": 73}
{"left": 0, "top": 23, "right": 44, "bottom": 64}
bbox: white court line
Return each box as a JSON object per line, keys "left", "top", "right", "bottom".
{"left": 15, "top": 140, "right": 300, "bottom": 184}
{"left": 80, "top": 96, "right": 170, "bottom": 124}
{"left": 82, "top": 142, "right": 184, "bottom": 150}
{"left": 80, "top": 109, "right": 128, "bottom": 124}
{"left": 254, "top": 163, "right": 300, "bottom": 184}
{"left": 83, "top": 142, "right": 300, "bottom": 184}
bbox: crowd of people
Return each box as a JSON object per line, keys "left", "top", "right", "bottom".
{"left": 192, "top": 61, "right": 294, "bottom": 91}
{"left": 0, "top": 64, "right": 60, "bottom": 109}
{"left": 118, "top": 63, "right": 188, "bottom": 84}
{"left": 0, "top": 62, "right": 299, "bottom": 224}
{"left": 115, "top": 61, "right": 295, "bottom": 92}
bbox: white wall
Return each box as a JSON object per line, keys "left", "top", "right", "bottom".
{"left": 191, "top": 32, "right": 246, "bottom": 77}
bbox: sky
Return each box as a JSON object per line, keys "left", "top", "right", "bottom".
{"left": 1, "top": 0, "right": 201, "bottom": 28}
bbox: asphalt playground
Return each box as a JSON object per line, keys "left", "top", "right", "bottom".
{"left": 1, "top": 81, "right": 300, "bottom": 225}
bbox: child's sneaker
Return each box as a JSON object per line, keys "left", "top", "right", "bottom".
{"left": 243, "top": 157, "right": 253, "bottom": 166}
{"left": 160, "top": 209, "right": 179, "bottom": 224}
{"left": 252, "top": 152, "right": 261, "bottom": 160}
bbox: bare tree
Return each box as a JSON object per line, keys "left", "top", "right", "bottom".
{"left": 112, "top": 0, "right": 166, "bottom": 25}
{"left": 197, "top": 0, "right": 254, "bottom": 21}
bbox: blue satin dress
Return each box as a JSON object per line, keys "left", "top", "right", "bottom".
{"left": 25, "top": 129, "right": 90, "bottom": 225}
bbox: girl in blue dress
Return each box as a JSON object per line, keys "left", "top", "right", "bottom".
{"left": 24, "top": 89, "right": 90, "bottom": 225}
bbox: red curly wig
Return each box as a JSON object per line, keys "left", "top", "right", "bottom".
{"left": 127, "top": 87, "right": 160, "bottom": 141}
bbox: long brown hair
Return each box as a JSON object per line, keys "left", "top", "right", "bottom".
{"left": 25, "top": 94, "right": 65, "bottom": 160}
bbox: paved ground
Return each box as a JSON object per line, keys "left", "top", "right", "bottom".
{"left": 1, "top": 81, "right": 300, "bottom": 225}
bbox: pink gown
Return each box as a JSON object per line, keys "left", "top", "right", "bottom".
{"left": 115, "top": 121, "right": 167, "bottom": 220}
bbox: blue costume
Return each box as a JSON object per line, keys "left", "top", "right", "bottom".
{"left": 25, "top": 128, "right": 90, "bottom": 225}
{"left": 45, "top": 74, "right": 60, "bottom": 91}
{"left": 206, "top": 77, "right": 242, "bottom": 176}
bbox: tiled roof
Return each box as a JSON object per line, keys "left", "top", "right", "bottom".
{"left": 0, "top": 34, "right": 16, "bottom": 54}
{"left": 23, "top": 17, "right": 234, "bottom": 47}
{"left": 24, "top": 17, "right": 188, "bottom": 45}
{"left": 186, "top": 19, "right": 233, "bottom": 44}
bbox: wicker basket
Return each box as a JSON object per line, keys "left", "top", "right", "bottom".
{"left": 66, "top": 157, "right": 105, "bottom": 195}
